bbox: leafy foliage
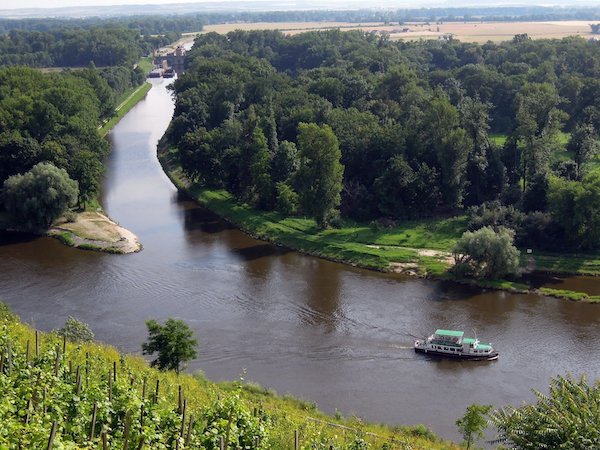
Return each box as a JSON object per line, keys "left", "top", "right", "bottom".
{"left": 456, "top": 404, "right": 492, "bottom": 449}
{"left": 295, "top": 123, "right": 344, "bottom": 227}
{"left": 57, "top": 316, "right": 95, "bottom": 343}
{"left": 492, "top": 375, "right": 600, "bottom": 449}
{"left": 2, "top": 162, "right": 78, "bottom": 230}
{"left": 453, "top": 226, "right": 520, "bottom": 278}
{"left": 142, "top": 318, "right": 198, "bottom": 374}
{"left": 0, "top": 303, "right": 453, "bottom": 449}
{"left": 169, "top": 29, "right": 600, "bottom": 253}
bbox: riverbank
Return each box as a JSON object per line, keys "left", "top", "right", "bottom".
{"left": 0, "top": 302, "right": 457, "bottom": 449}
{"left": 99, "top": 81, "right": 152, "bottom": 137}
{"left": 158, "top": 143, "right": 600, "bottom": 303}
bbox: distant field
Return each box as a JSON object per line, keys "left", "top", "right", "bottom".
{"left": 203, "top": 20, "right": 596, "bottom": 43}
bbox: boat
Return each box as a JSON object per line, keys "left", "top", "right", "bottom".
{"left": 414, "top": 329, "right": 498, "bottom": 361}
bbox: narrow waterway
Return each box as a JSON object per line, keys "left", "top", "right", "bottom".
{"left": 1, "top": 78, "right": 599, "bottom": 443}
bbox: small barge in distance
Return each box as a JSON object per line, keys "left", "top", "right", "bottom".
{"left": 414, "top": 329, "right": 499, "bottom": 361}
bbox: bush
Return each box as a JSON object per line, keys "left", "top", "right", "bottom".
{"left": 492, "top": 375, "right": 600, "bottom": 449}
{"left": 63, "top": 210, "right": 78, "bottom": 223}
{"left": 467, "top": 200, "right": 525, "bottom": 232}
{"left": 2, "top": 162, "right": 79, "bottom": 230}
{"left": 0, "top": 301, "right": 17, "bottom": 323}
{"left": 57, "top": 316, "right": 94, "bottom": 342}
{"left": 453, "top": 226, "right": 520, "bottom": 279}
{"left": 274, "top": 182, "right": 299, "bottom": 216}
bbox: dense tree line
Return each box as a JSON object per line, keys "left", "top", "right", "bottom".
{"left": 0, "top": 27, "right": 172, "bottom": 68}
{"left": 0, "top": 15, "right": 203, "bottom": 34}
{"left": 0, "top": 66, "right": 127, "bottom": 228}
{"left": 169, "top": 30, "right": 600, "bottom": 250}
{"left": 3, "top": 7, "right": 600, "bottom": 35}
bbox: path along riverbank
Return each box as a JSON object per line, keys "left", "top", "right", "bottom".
{"left": 158, "top": 142, "right": 600, "bottom": 303}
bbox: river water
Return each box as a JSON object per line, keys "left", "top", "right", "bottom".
{"left": 1, "top": 78, "right": 599, "bottom": 443}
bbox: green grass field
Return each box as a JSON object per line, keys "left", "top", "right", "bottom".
{"left": 0, "top": 303, "right": 457, "bottom": 449}
{"left": 136, "top": 55, "right": 154, "bottom": 74}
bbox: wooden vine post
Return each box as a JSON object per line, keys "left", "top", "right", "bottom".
{"left": 46, "top": 421, "right": 57, "bottom": 450}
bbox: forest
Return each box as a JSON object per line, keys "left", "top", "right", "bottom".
{"left": 0, "top": 27, "right": 173, "bottom": 67}
{"left": 0, "top": 65, "right": 144, "bottom": 227}
{"left": 168, "top": 30, "right": 600, "bottom": 252}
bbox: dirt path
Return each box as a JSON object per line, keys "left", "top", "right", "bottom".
{"left": 49, "top": 211, "right": 141, "bottom": 254}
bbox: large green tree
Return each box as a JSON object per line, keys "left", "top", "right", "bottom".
{"left": 548, "top": 172, "right": 600, "bottom": 249}
{"left": 514, "top": 83, "right": 564, "bottom": 191}
{"left": 2, "top": 162, "right": 79, "bottom": 230}
{"left": 142, "top": 318, "right": 198, "bottom": 374}
{"left": 453, "top": 226, "right": 520, "bottom": 279}
{"left": 567, "top": 122, "right": 599, "bottom": 180}
{"left": 295, "top": 123, "right": 344, "bottom": 227}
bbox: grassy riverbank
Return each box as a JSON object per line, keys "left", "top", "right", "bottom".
{"left": 159, "top": 144, "right": 600, "bottom": 301}
{"left": 159, "top": 146, "right": 462, "bottom": 276}
{"left": 0, "top": 303, "right": 456, "bottom": 449}
{"left": 99, "top": 81, "right": 152, "bottom": 137}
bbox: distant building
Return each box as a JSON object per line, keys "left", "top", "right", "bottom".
{"left": 153, "top": 45, "right": 186, "bottom": 74}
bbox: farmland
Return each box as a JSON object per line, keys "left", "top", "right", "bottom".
{"left": 203, "top": 20, "right": 597, "bottom": 42}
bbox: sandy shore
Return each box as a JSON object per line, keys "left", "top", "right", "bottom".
{"left": 49, "top": 211, "right": 141, "bottom": 254}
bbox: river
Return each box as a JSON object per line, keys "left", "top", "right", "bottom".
{"left": 1, "top": 78, "right": 599, "bottom": 443}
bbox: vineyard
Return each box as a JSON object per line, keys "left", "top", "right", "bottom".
{"left": 0, "top": 304, "right": 457, "bottom": 449}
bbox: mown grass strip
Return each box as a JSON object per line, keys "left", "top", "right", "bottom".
{"left": 99, "top": 82, "right": 152, "bottom": 137}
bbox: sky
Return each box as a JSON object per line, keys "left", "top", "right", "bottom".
{"left": 0, "top": 0, "right": 233, "bottom": 9}
{"left": 0, "top": 0, "right": 597, "bottom": 11}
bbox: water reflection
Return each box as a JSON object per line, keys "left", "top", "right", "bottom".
{"left": 303, "top": 261, "right": 342, "bottom": 332}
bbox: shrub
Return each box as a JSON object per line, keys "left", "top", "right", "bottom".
{"left": 274, "top": 182, "right": 299, "bottom": 216}
{"left": 492, "top": 375, "right": 600, "bottom": 449}
{"left": 57, "top": 316, "right": 94, "bottom": 342}
{"left": 2, "top": 162, "right": 79, "bottom": 230}
{"left": 453, "top": 226, "right": 520, "bottom": 279}
{"left": 63, "top": 210, "right": 78, "bottom": 223}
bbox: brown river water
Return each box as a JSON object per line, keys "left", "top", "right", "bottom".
{"left": 1, "top": 78, "right": 599, "bottom": 442}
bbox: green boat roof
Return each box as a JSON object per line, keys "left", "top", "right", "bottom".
{"left": 462, "top": 337, "right": 477, "bottom": 344}
{"left": 435, "top": 329, "right": 464, "bottom": 337}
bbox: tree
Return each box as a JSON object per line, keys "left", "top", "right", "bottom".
{"left": 70, "top": 150, "right": 104, "bottom": 207}
{"left": 458, "top": 96, "right": 503, "bottom": 205}
{"left": 275, "top": 182, "right": 299, "bottom": 215}
{"left": 272, "top": 140, "right": 299, "bottom": 183}
{"left": 567, "top": 122, "right": 599, "bottom": 180}
{"left": 142, "top": 318, "right": 198, "bottom": 374}
{"left": 295, "top": 123, "right": 344, "bottom": 227}
{"left": 492, "top": 375, "right": 600, "bottom": 449}
{"left": 247, "top": 127, "right": 272, "bottom": 208}
{"left": 0, "top": 130, "right": 41, "bottom": 185}
{"left": 453, "top": 226, "right": 520, "bottom": 279}
{"left": 58, "top": 316, "right": 94, "bottom": 343}
{"left": 456, "top": 404, "right": 492, "bottom": 450}
{"left": 514, "top": 83, "right": 564, "bottom": 192}
{"left": 548, "top": 172, "right": 600, "bottom": 250}
{"left": 2, "top": 162, "right": 79, "bottom": 230}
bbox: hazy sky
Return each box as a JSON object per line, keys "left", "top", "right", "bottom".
{"left": 0, "top": 0, "right": 232, "bottom": 10}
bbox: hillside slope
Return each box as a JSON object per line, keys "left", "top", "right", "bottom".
{"left": 0, "top": 304, "right": 457, "bottom": 449}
